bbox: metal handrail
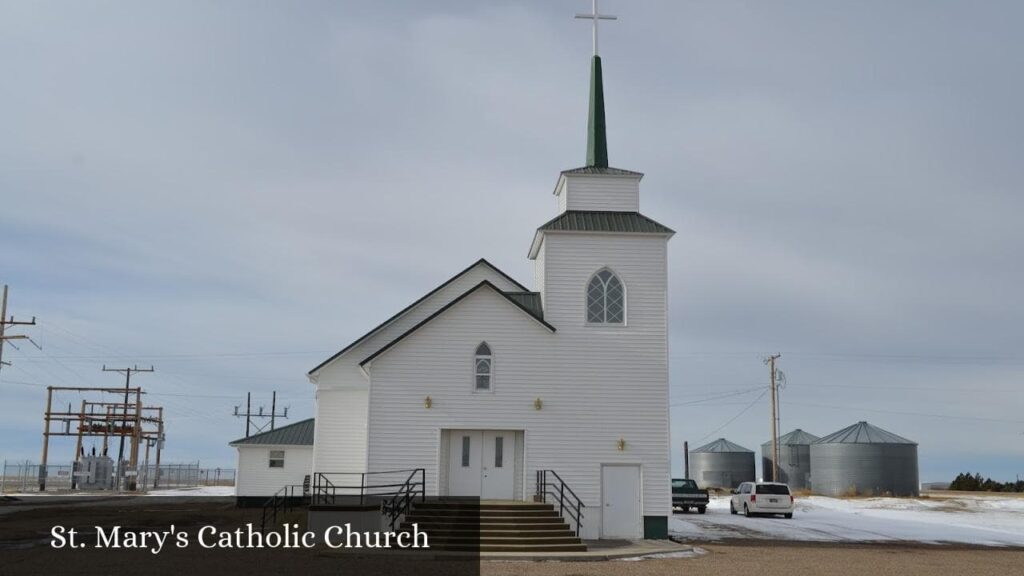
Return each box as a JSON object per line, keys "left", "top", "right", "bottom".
{"left": 260, "top": 483, "right": 307, "bottom": 534}
{"left": 312, "top": 469, "right": 425, "bottom": 507}
{"left": 381, "top": 468, "right": 426, "bottom": 531}
{"left": 535, "top": 469, "right": 586, "bottom": 537}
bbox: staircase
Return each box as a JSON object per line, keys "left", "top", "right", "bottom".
{"left": 399, "top": 500, "right": 587, "bottom": 552}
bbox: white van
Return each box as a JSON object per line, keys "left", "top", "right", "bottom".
{"left": 730, "top": 482, "right": 794, "bottom": 518}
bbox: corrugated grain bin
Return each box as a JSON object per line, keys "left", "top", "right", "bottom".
{"left": 810, "top": 421, "right": 919, "bottom": 497}
{"left": 761, "top": 428, "right": 819, "bottom": 489}
{"left": 689, "top": 438, "right": 756, "bottom": 489}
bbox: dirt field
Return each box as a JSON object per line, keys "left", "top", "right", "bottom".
{"left": 483, "top": 543, "right": 1024, "bottom": 576}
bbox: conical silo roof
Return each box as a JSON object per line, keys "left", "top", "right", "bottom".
{"left": 762, "top": 428, "right": 820, "bottom": 447}
{"left": 813, "top": 421, "right": 916, "bottom": 445}
{"left": 692, "top": 438, "right": 754, "bottom": 453}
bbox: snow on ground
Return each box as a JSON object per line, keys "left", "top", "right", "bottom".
{"left": 670, "top": 494, "right": 1024, "bottom": 547}
{"left": 144, "top": 485, "right": 235, "bottom": 497}
{"left": 5, "top": 485, "right": 236, "bottom": 498}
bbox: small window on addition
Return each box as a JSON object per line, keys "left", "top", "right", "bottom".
{"left": 269, "top": 450, "right": 285, "bottom": 468}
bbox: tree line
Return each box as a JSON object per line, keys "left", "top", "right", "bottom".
{"left": 949, "top": 472, "right": 1024, "bottom": 492}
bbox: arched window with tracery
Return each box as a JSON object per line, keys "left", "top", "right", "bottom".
{"left": 474, "top": 342, "right": 492, "bottom": 390}
{"left": 586, "top": 269, "right": 625, "bottom": 324}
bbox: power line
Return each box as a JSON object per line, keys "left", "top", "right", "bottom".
{"left": 699, "top": 389, "right": 769, "bottom": 442}
{"left": 233, "top": 391, "right": 288, "bottom": 437}
{"left": 0, "top": 285, "right": 37, "bottom": 374}
{"left": 671, "top": 351, "right": 1024, "bottom": 365}
{"left": 670, "top": 386, "right": 763, "bottom": 406}
{"left": 15, "top": 350, "right": 332, "bottom": 361}
{"left": 785, "top": 401, "right": 1024, "bottom": 425}
{"left": 102, "top": 365, "right": 154, "bottom": 490}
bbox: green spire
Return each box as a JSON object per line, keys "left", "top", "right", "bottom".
{"left": 586, "top": 55, "right": 608, "bottom": 168}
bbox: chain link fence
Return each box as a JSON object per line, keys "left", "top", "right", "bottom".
{"left": 1, "top": 460, "right": 235, "bottom": 493}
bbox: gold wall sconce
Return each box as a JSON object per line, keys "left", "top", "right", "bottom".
{"left": 617, "top": 437, "right": 626, "bottom": 451}
{"left": 424, "top": 395, "right": 432, "bottom": 409}
{"left": 533, "top": 398, "right": 543, "bottom": 411}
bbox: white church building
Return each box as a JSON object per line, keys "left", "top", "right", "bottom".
{"left": 304, "top": 29, "right": 674, "bottom": 540}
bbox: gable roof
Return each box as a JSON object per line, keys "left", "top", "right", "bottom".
{"left": 308, "top": 259, "right": 529, "bottom": 376}
{"left": 813, "top": 421, "right": 916, "bottom": 445}
{"left": 359, "top": 280, "right": 555, "bottom": 367}
{"left": 762, "top": 429, "right": 820, "bottom": 447}
{"left": 691, "top": 438, "right": 754, "bottom": 454}
{"left": 229, "top": 418, "right": 315, "bottom": 447}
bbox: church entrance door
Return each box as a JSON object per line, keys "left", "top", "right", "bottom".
{"left": 446, "top": 430, "right": 517, "bottom": 499}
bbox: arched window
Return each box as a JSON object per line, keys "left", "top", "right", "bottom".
{"left": 474, "top": 342, "right": 492, "bottom": 390}
{"left": 586, "top": 269, "right": 624, "bottom": 324}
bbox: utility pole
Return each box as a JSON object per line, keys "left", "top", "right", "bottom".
{"left": 765, "top": 354, "right": 782, "bottom": 482}
{"left": 0, "top": 285, "right": 37, "bottom": 373}
{"left": 683, "top": 441, "right": 690, "bottom": 479}
{"left": 234, "top": 391, "right": 288, "bottom": 437}
{"left": 102, "top": 365, "right": 154, "bottom": 490}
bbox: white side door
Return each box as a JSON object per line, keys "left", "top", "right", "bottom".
{"left": 601, "top": 464, "right": 642, "bottom": 539}
{"left": 481, "top": 431, "right": 514, "bottom": 499}
{"left": 448, "top": 431, "right": 482, "bottom": 496}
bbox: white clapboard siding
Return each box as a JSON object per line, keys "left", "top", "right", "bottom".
{"left": 235, "top": 445, "right": 313, "bottom": 497}
{"left": 311, "top": 261, "right": 523, "bottom": 474}
{"left": 557, "top": 174, "right": 641, "bottom": 212}
{"left": 312, "top": 388, "right": 368, "bottom": 473}
{"left": 364, "top": 229, "right": 671, "bottom": 540}
{"left": 540, "top": 231, "right": 672, "bottom": 535}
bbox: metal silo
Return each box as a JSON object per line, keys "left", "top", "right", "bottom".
{"left": 761, "top": 429, "right": 819, "bottom": 489}
{"left": 688, "top": 438, "right": 756, "bottom": 489}
{"left": 810, "top": 421, "right": 919, "bottom": 497}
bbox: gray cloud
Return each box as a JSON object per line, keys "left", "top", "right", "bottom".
{"left": 1, "top": 1, "right": 1022, "bottom": 481}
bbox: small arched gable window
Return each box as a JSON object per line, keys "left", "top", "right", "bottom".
{"left": 586, "top": 269, "right": 625, "bottom": 324}
{"left": 474, "top": 342, "right": 492, "bottom": 390}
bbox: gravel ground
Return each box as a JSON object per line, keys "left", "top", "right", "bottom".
{"left": 482, "top": 543, "right": 1024, "bottom": 576}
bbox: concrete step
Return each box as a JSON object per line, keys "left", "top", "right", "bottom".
{"left": 400, "top": 499, "right": 586, "bottom": 553}
{"left": 431, "top": 543, "right": 588, "bottom": 553}
{"left": 408, "top": 509, "right": 559, "bottom": 518}
{"left": 400, "top": 524, "right": 573, "bottom": 536}
{"left": 413, "top": 502, "right": 554, "bottom": 511}
{"left": 405, "top": 522, "right": 573, "bottom": 532}
{"left": 405, "top": 513, "right": 564, "bottom": 522}
{"left": 423, "top": 532, "right": 585, "bottom": 541}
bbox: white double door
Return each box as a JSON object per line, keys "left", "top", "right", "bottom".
{"left": 448, "top": 430, "right": 515, "bottom": 499}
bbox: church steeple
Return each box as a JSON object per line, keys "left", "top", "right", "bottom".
{"left": 575, "top": 0, "right": 616, "bottom": 168}
{"left": 586, "top": 55, "right": 608, "bottom": 168}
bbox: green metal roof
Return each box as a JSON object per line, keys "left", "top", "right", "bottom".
{"left": 814, "top": 421, "right": 917, "bottom": 445}
{"left": 538, "top": 211, "right": 674, "bottom": 234}
{"left": 691, "top": 438, "right": 754, "bottom": 454}
{"left": 503, "top": 291, "right": 543, "bottom": 321}
{"left": 561, "top": 166, "right": 643, "bottom": 177}
{"left": 229, "top": 418, "right": 314, "bottom": 447}
{"left": 762, "top": 429, "right": 820, "bottom": 447}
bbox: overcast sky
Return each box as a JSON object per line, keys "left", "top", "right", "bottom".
{"left": 1, "top": 1, "right": 1022, "bottom": 482}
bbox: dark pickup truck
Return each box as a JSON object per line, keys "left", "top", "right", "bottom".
{"left": 672, "top": 478, "right": 710, "bottom": 514}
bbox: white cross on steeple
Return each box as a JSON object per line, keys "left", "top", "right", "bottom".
{"left": 575, "top": 0, "right": 617, "bottom": 57}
